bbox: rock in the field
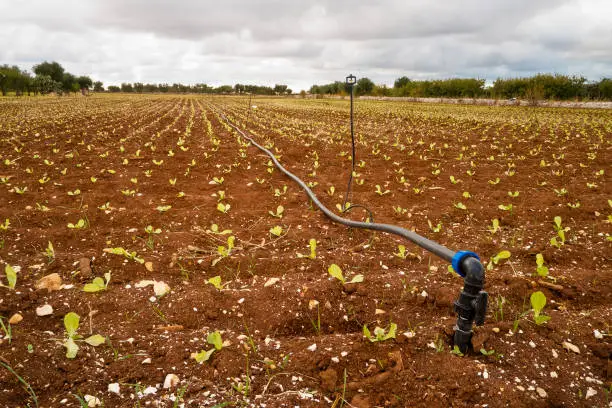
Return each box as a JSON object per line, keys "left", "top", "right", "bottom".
{"left": 163, "top": 373, "right": 179, "bottom": 389}
{"left": 153, "top": 281, "right": 170, "bottom": 297}
{"left": 264, "top": 277, "right": 280, "bottom": 287}
{"left": 145, "top": 261, "right": 154, "bottom": 272}
{"left": 593, "top": 329, "right": 603, "bottom": 339}
{"left": 79, "top": 258, "right": 93, "bottom": 279}
{"left": 585, "top": 387, "right": 597, "bottom": 400}
{"left": 36, "top": 304, "right": 53, "bottom": 316}
{"left": 9, "top": 313, "right": 23, "bottom": 324}
{"left": 108, "top": 383, "right": 120, "bottom": 394}
{"left": 536, "top": 387, "right": 547, "bottom": 398}
{"left": 562, "top": 341, "right": 580, "bottom": 354}
{"left": 35, "top": 273, "right": 62, "bottom": 292}
{"left": 84, "top": 395, "right": 101, "bottom": 407}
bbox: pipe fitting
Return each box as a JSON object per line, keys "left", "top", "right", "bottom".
{"left": 453, "top": 255, "right": 488, "bottom": 353}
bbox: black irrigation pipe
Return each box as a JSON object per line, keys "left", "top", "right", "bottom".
{"left": 215, "top": 107, "right": 488, "bottom": 353}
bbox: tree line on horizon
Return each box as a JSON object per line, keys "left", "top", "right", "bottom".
{"left": 1, "top": 61, "right": 611, "bottom": 100}
{"left": 310, "top": 74, "right": 612, "bottom": 101}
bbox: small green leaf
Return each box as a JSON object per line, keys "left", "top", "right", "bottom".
{"left": 84, "top": 334, "right": 106, "bottom": 346}
{"left": 497, "top": 250, "right": 511, "bottom": 260}
{"left": 5, "top": 265, "right": 17, "bottom": 289}
{"left": 328, "top": 264, "right": 345, "bottom": 284}
{"left": 207, "top": 276, "right": 223, "bottom": 290}
{"left": 349, "top": 274, "right": 364, "bottom": 284}
{"left": 207, "top": 331, "right": 223, "bottom": 351}
{"left": 64, "top": 312, "right": 80, "bottom": 338}
{"left": 193, "top": 348, "right": 215, "bottom": 363}
{"left": 530, "top": 291, "right": 547, "bottom": 316}
{"left": 64, "top": 337, "right": 79, "bottom": 359}
{"left": 362, "top": 324, "right": 371, "bottom": 339}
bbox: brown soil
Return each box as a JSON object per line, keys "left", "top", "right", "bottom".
{"left": 0, "top": 94, "right": 610, "bottom": 407}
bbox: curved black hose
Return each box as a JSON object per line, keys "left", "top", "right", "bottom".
{"left": 220, "top": 113, "right": 456, "bottom": 263}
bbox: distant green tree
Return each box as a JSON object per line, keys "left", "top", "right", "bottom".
{"left": 394, "top": 76, "right": 411, "bottom": 88}
{"left": 107, "top": 85, "right": 121, "bottom": 92}
{"left": 32, "top": 75, "right": 61, "bottom": 94}
{"left": 93, "top": 81, "right": 104, "bottom": 92}
{"left": 33, "top": 61, "right": 65, "bottom": 83}
{"left": 355, "top": 77, "right": 374, "bottom": 95}
{"left": 120, "top": 83, "right": 133, "bottom": 92}
{"left": 274, "top": 84, "right": 288, "bottom": 94}
{"left": 76, "top": 76, "right": 93, "bottom": 90}
{"left": 133, "top": 82, "right": 144, "bottom": 93}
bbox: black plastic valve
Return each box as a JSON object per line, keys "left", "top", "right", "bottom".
{"left": 473, "top": 291, "right": 489, "bottom": 326}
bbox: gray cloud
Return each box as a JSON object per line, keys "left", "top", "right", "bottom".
{"left": 1, "top": 0, "right": 610, "bottom": 91}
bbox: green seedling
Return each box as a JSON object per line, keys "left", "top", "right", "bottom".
{"left": 428, "top": 220, "right": 442, "bottom": 233}
{"left": 1, "top": 264, "right": 17, "bottom": 290}
{"left": 336, "top": 202, "right": 351, "bottom": 213}
{"left": 296, "top": 238, "right": 317, "bottom": 259}
{"left": 207, "top": 275, "right": 228, "bottom": 291}
{"left": 269, "top": 226, "right": 283, "bottom": 237}
{"left": 508, "top": 191, "right": 520, "bottom": 198}
{"left": 103, "top": 247, "right": 145, "bottom": 264}
{"left": 530, "top": 291, "right": 551, "bottom": 325}
{"left": 83, "top": 272, "right": 111, "bottom": 293}
{"left": 328, "top": 264, "right": 363, "bottom": 285}
{"left": 217, "top": 202, "right": 230, "bottom": 213}
{"left": 554, "top": 188, "right": 568, "bottom": 197}
{"left": 550, "top": 216, "right": 569, "bottom": 248}
{"left": 268, "top": 205, "right": 284, "bottom": 218}
{"left": 152, "top": 159, "right": 164, "bottom": 165}
{"left": 192, "top": 330, "right": 224, "bottom": 363}
{"left": 375, "top": 185, "right": 391, "bottom": 195}
{"left": 498, "top": 203, "right": 514, "bottom": 215}
{"left": 488, "top": 218, "right": 500, "bottom": 234}
{"left": 0, "top": 219, "right": 9, "bottom": 231}
{"left": 212, "top": 236, "right": 235, "bottom": 266}
{"left": 217, "top": 190, "right": 225, "bottom": 201}
{"left": 274, "top": 185, "right": 288, "bottom": 196}
{"left": 44, "top": 241, "right": 55, "bottom": 264}
{"left": 363, "top": 322, "right": 397, "bottom": 342}
{"left": 169, "top": 178, "right": 177, "bottom": 186}
{"left": 535, "top": 254, "right": 549, "bottom": 277}
{"left": 62, "top": 312, "right": 105, "bottom": 359}
{"left": 487, "top": 250, "right": 511, "bottom": 271}
{"left": 67, "top": 189, "right": 81, "bottom": 196}
{"left": 450, "top": 176, "right": 461, "bottom": 184}
{"left": 0, "top": 316, "right": 12, "bottom": 344}
{"left": 488, "top": 178, "right": 500, "bottom": 185}
{"left": 450, "top": 345, "right": 464, "bottom": 356}
{"left": 206, "top": 224, "right": 232, "bottom": 235}
{"left": 144, "top": 225, "right": 162, "bottom": 250}
{"left": 67, "top": 219, "right": 87, "bottom": 229}
{"left": 454, "top": 202, "right": 467, "bottom": 210}
{"left": 327, "top": 186, "right": 335, "bottom": 196}
{"left": 13, "top": 186, "right": 27, "bottom": 194}
{"left": 212, "top": 176, "right": 224, "bottom": 185}
{"left": 156, "top": 205, "right": 172, "bottom": 213}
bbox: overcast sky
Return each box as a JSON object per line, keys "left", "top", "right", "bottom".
{"left": 1, "top": 0, "right": 611, "bottom": 91}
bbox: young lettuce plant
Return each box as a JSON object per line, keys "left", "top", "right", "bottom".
{"left": 83, "top": 272, "right": 111, "bottom": 293}
{"left": 487, "top": 250, "right": 511, "bottom": 271}
{"left": 296, "top": 238, "right": 317, "bottom": 259}
{"left": 269, "top": 226, "right": 283, "bottom": 237}
{"left": 63, "top": 312, "right": 105, "bottom": 359}
{"left": 192, "top": 330, "right": 224, "bottom": 363}
{"left": 363, "top": 322, "right": 397, "bottom": 342}
{"left": 535, "top": 254, "right": 549, "bottom": 277}
{"left": 550, "top": 216, "right": 569, "bottom": 248}
{"left": 328, "top": 264, "right": 363, "bottom": 285}
{"left": 144, "top": 225, "right": 162, "bottom": 250}
{"left": 1, "top": 264, "right": 17, "bottom": 290}
{"left": 103, "top": 247, "right": 145, "bottom": 264}
{"left": 268, "top": 205, "right": 284, "bottom": 218}
{"left": 44, "top": 241, "right": 55, "bottom": 264}
{"left": 530, "top": 291, "right": 551, "bottom": 325}
{"left": 212, "top": 236, "right": 235, "bottom": 266}
{"left": 206, "top": 224, "right": 232, "bottom": 235}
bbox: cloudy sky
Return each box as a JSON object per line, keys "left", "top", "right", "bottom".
{"left": 1, "top": 0, "right": 611, "bottom": 91}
